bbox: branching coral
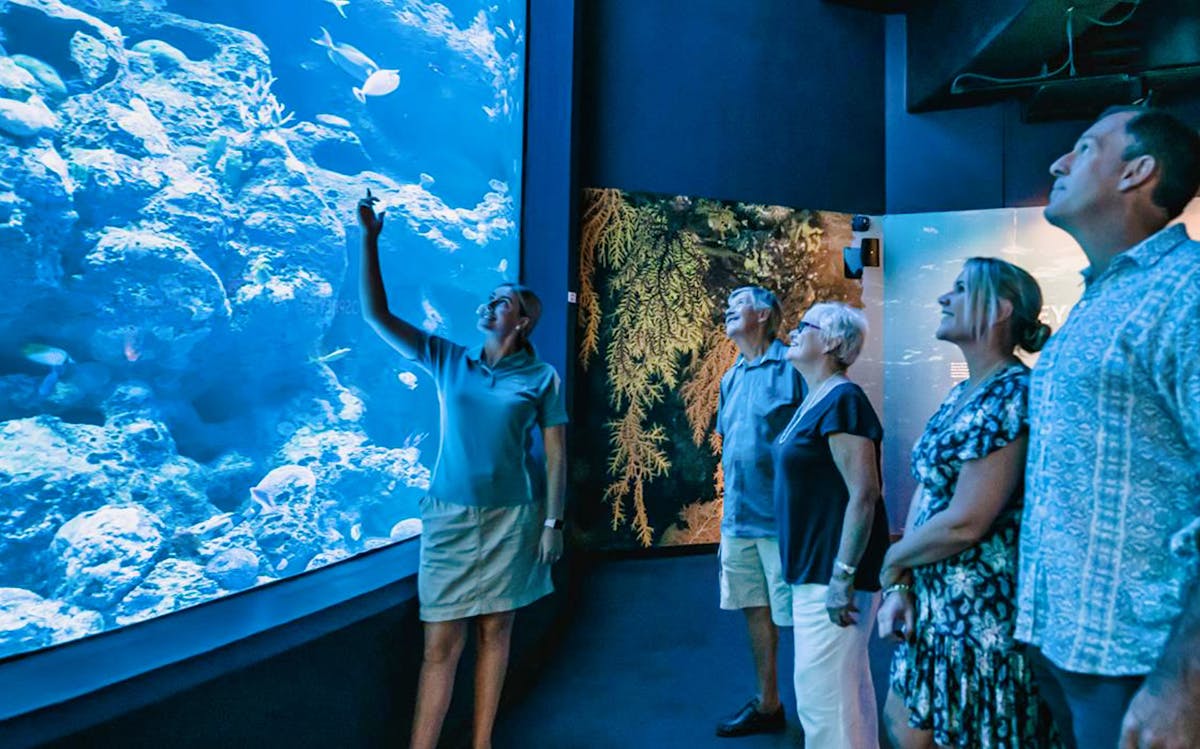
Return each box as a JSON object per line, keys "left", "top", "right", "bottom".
{"left": 660, "top": 499, "right": 723, "bottom": 546}
{"left": 579, "top": 191, "right": 860, "bottom": 547}
{"left": 236, "top": 68, "right": 295, "bottom": 133}
{"left": 680, "top": 330, "right": 738, "bottom": 446}
{"left": 578, "top": 188, "right": 635, "bottom": 368}
{"left": 661, "top": 455, "right": 724, "bottom": 546}
{"left": 600, "top": 216, "right": 712, "bottom": 545}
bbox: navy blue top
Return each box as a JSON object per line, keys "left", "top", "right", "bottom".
{"left": 716, "top": 340, "right": 806, "bottom": 538}
{"left": 417, "top": 334, "right": 568, "bottom": 507}
{"left": 772, "top": 382, "right": 888, "bottom": 591}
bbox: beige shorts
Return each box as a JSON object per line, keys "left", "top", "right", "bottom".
{"left": 718, "top": 534, "right": 793, "bottom": 626}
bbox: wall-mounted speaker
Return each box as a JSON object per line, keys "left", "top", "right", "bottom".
{"left": 861, "top": 237, "right": 881, "bottom": 267}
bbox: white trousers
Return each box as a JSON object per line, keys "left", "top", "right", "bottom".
{"left": 791, "top": 583, "right": 880, "bottom": 749}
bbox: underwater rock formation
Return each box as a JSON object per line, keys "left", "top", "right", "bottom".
{"left": 0, "top": 0, "right": 441, "bottom": 654}
{"left": 51, "top": 503, "right": 165, "bottom": 610}
{"left": 0, "top": 587, "right": 104, "bottom": 658}
{"left": 203, "top": 547, "right": 259, "bottom": 591}
{"left": 114, "top": 558, "right": 220, "bottom": 626}
{"left": 0, "top": 417, "right": 124, "bottom": 583}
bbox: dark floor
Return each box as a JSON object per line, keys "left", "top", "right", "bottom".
{"left": 493, "top": 552, "right": 896, "bottom": 748}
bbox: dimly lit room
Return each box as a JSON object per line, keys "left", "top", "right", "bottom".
{"left": 2, "top": 0, "right": 1199, "bottom": 747}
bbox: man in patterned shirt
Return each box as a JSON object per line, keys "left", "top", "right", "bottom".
{"left": 713, "top": 286, "right": 805, "bottom": 738}
{"left": 1016, "top": 107, "right": 1200, "bottom": 749}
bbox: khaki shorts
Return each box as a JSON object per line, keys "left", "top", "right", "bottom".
{"left": 417, "top": 497, "right": 553, "bottom": 622}
{"left": 718, "top": 534, "right": 793, "bottom": 626}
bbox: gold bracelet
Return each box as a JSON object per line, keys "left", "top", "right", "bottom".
{"left": 882, "top": 583, "right": 913, "bottom": 598}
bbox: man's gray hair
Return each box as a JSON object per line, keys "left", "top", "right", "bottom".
{"left": 806, "top": 301, "right": 868, "bottom": 370}
{"left": 730, "top": 285, "right": 783, "bottom": 338}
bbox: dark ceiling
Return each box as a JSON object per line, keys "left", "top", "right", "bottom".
{"left": 826, "top": 0, "right": 1200, "bottom": 121}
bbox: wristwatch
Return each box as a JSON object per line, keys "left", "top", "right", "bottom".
{"left": 544, "top": 518, "right": 564, "bottom": 530}
{"left": 833, "top": 559, "right": 857, "bottom": 578}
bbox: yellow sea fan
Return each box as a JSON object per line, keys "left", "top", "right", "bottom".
{"left": 680, "top": 330, "right": 738, "bottom": 448}
{"left": 660, "top": 499, "right": 723, "bottom": 546}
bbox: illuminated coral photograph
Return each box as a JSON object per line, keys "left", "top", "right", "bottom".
{"left": 574, "top": 188, "right": 860, "bottom": 549}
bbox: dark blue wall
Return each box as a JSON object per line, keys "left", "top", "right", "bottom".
{"left": 578, "top": 0, "right": 887, "bottom": 214}
{"left": 883, "top": 13, "right": 1089, "bottom": 214}
{"left": 883, "top": 13, "right": 1200, "bottom": 215}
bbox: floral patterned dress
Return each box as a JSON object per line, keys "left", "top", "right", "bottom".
{"left": 890, "top": 363, "right": 1063, "bottom": 749}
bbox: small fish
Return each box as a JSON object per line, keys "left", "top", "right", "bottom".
{"left": 315, "top": 113, "right": 351, "bottom": 128}
{"left": 323, "top": 0, "right": 350, "bottom": 18}
{"left": 276, "top": 557, "right": 289, "bottom": 572}
{"left": 23, "top": 342, "right": 70, "bottom": 399}
{"left": 123, "top": 329, "right": 142, "bottom": 362}
{"left": 353, "top": 68, "right": 400, "bottom": 103}
{"left": 312, "top": 27, "right": 379, "bottom": 82}
{"left": 350, "top": 523, "right": 363, "bottom": 541}
{"left": 496, "top": 258, "right": 508, "bottom": 274}
{"left": 488, "top": 179, "right": 506, "bottom": 193}
{"left": 495, "top": 26, "right": 509, "bottom": 40}
{"left": 481, "top": 104, "right": 497, "bottom": 118}
{"left": 22, "top": 343, "right": 71, "bottom": 367}
{"left": 397, "top": 371, "right": 418, "bottom": 390}
{"left": 418, "top": 172, "right": 434, "bottom": 187}
{"left": 426, "top": 62, "right": 443, "bottom": 75}
{"left": 185, "top": 513, "right": 234, "bottom": 539}
{"left": 312, "top": 346, "right": 352, "bottom": 363}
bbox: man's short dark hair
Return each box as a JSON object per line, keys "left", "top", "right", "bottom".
{"left": 1100, "top": 105, "right": 1200, "bottom": 220}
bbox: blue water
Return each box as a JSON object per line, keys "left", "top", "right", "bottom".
{"left": 0, "top": 0, "right": 524, "bottom": 658}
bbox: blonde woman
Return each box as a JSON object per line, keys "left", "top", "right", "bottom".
{"left": 774, "top": 301, "right": 890, "bottom": 749}
{"left": 358, "top": 191, "right": 568, "bottom": 749}
{"left": 877, "top": 257, "right": 1061, "bottom": 749}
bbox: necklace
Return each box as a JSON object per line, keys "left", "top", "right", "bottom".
{"left": 777, "top": 373, "right": 848, "bottom": 443}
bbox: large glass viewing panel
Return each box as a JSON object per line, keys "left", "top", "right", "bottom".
{"left": 0, "top": 0, "right": 525, "bottom": 658}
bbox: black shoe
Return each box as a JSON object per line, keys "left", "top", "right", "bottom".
{"left": 715, "top": 698, "right": 786, "bottom": 737}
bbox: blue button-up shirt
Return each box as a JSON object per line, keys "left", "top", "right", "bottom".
{"left": 1016, "top": 223, "right": 1200, "bottom": 675}
{"left": 717, "top": 340, "right": 805, "bottom": 538}
{"left": 418, "top": 335, "right": 568, "bottom": 508}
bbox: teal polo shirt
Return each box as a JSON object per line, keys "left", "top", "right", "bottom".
{"left": 418, "top": 334, "right": 568, "bottom": 507}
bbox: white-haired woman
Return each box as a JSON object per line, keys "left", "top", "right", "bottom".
{"left": 773, "top": 301, "right": 890, "bottom": 749}
{"left": 877, "top": 257, "right": 1062, "bottom": 749}
{"left": 357, "top": 191, "right": 568, "bottom": 749}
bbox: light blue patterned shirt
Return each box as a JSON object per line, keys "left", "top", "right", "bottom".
{"left": 1016, "top": 223, "right": 1200, "bottom": 675}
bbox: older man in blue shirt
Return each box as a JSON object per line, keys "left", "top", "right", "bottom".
{"left": 714, "top": 286, "right": 805, "bottom": 738}
{"left": 1016, "top": 107, "right": 1200, "bottom": 749}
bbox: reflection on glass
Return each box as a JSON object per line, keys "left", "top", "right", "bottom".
{"left": 0, "top": 0, "right": 524, "bottom": 658}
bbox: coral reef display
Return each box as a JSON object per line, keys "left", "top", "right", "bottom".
{"left": 0, "top": 0, "right": 524, "bottom": 657}
{"left": 576, "top": 188, "right": 859, "bottom": 549}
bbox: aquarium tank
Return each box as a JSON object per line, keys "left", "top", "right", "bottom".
{"left": 0, "top": 0, "right": 525, "bottom": 658}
